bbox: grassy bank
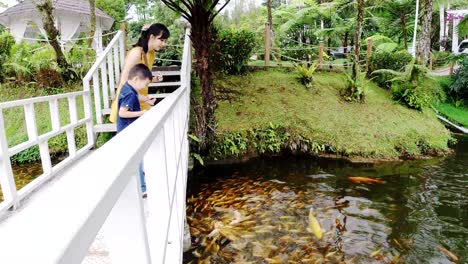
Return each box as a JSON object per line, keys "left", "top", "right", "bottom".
{"left": 212, "top": 69, "right": 452, "bottom": 161}
{"left": 434, "top": 102, "right": 468, "bottom": 128}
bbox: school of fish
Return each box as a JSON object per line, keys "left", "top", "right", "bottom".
{"left": 185, "top": 176, "right": 402, "bottom": 264}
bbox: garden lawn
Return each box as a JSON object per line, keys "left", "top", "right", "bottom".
{"left": 214, "top": 69, "right": 452, "bottom": 159}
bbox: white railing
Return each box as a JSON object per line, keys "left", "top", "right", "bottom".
{"left": 0, "top": 91, "right": 94, "bottom": 214}
{"left": 0, "top": 28, "right": 191, "bottom": 263}
{"left": 83, "top": 30, "right": 125, "bottom": 125}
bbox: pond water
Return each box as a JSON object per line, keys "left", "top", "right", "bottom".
{"left": 185, "top": 135, "right": 468, "bottom": 264}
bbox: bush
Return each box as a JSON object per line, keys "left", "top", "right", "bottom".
{"left": 35, "top": 68, "right": 64, "bottom": 90}
{"left": 391, "top": 82, "right": 432, "bottom": 110}
{"left": 30, "top": 46, "right": 57, "bottom": 71}
{"left": 369, "top": 50, "right": 412, "bottom": 88}
{"left": 0, "top": 32, "right": 16, "bottom": 81}
{"left": 449, "top": 56, "right": 468, "bottom": 105}
{"left": 374, "top": 59, "right": 443, "bottom": 110}
{"left": 66, "top": 45, "right": 96, "bottom": 78}
{"left": 3, "top": 41, "right": 41, "bottom": 81}
{"left": 212, "top": 27, "right": 256, "bottom": 75}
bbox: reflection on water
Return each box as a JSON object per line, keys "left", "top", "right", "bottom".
{"left": 185, "top": 135, "right": 468, "bottom": 263}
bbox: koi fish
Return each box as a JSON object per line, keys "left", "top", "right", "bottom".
{"left": 348, "top": 176, "right": 385, "bottom": 184}
{"left": 307, "top": 208, "right": 323, "bottom": 240}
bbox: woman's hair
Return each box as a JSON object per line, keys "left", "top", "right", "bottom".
{"left": 134, "top": 23, "right": 170, "bottom": 53}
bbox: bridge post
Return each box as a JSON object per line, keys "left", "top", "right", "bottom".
{"left": 0, "top": 110, "right": 18, "bottom": 211}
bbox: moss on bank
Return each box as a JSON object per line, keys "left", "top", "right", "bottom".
{"left": 212, "top": 69, "right": 452, "bottom": 161}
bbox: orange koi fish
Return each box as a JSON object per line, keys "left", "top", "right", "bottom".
{"left": 348, "top": 176, "right": 385, "bottom": 184}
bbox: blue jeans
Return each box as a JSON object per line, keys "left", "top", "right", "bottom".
{"left": 139, "top": 162, "right": 146, "bottom": 193}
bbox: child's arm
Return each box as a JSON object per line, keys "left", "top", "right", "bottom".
{"left": 119, "top": 107, "right": 146, "bottom": 118}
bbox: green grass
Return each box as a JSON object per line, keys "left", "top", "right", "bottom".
{"left": 214, "top": 69, "right": 452, "bottom": 160}
{"left": 434, "top": 102, "right": 468, "bottom": 128}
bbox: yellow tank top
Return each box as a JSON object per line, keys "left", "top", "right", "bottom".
{"left": 109, "top": 47, "right": 156, "bottom": 123}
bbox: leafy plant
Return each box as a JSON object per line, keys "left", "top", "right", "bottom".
{"left": 294, "top": 62, "right": 317, "bottom": 89}
{"left": 0, "top": 31, "right": 15, "bottom": 81}
{"left": 368, "top": 49, "right": 412, "bottom": 88}
{"left": 343, "top": 68, "right": 367, "bottom": 102}
{"left": 211, "top": 27, "right": 257, "bottom": 75}
{"left": 372, "top": 59, "right": 433, "bottom": 110}
{"left": 448, "top": 56, "right": 468, "bottom": 106}
{"left": 30, "top": 46, "right": 57, "bottom": 72}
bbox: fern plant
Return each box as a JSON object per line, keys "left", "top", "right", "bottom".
{"left": 372, "top": 59, "right": 433, "bottom": 110}
{"left": 294, "top": 62, "right": 317, "bottom": 89}
{"left": 343, "top": 69, "right": 367, "bottom": 102}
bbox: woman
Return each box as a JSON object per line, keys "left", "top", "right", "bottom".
{"left": 109, "top": 23, "right": 170, "bottom": 123}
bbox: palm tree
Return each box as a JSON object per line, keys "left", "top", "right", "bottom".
{"left": 161, "top": 0, "right": 231, "bottom": 149}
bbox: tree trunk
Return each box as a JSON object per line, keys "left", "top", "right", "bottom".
{"left": 88, "top": 0, "right": 96, "bottom": 48}
{"left": 267, "top": 0, "right": 273, "bottom": 31}
{"left": 352, "top": 0, "right": 364, "bottom": 83}
{"left": 417, "top": 0, "right": 432, "bottom": 66}
{"left": 343, "top": 32, "right": 348, "bottom": 54}
{"left": 327, "top": 37, "right": 331, "bottom": 56}
{"left": 189, "top": 7, "right": 215, "bottom": 150}
{"left": 401, "top": 14, "right": 408, "bottom": 51}
{"left": 36, "top": 0, "right": 76, "bottom": 81}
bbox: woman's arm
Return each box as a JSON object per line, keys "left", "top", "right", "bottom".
{"left": 118, "top": 47, "right": 144, "bottom": 87}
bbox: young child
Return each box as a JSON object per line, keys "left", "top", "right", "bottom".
{"left": 117, "top": 63, "right": 153, "bottom": 197}
{"left": 117, "top": 63, "right": 153, "bottom": 132}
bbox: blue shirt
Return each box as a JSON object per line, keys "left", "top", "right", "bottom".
{"left": 117, "top": 82, "right": 140, "bottom": 133}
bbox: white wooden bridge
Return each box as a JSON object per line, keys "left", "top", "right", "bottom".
{"left": 0, "top": 28, "right": 192, "bottom": 263}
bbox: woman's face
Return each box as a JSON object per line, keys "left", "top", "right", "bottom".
{"left": 149, "top": 33, "right": 167, "bottom": 51}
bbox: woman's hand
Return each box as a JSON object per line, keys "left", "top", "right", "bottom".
{"left": 153, "top": 71, "right": 163, "bottom": 83}
{"left": 144, "top": 98, "right": 156, "bottom": 106}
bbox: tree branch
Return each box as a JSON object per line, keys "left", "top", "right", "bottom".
{"left": 211, "top": 0, "right": 230, "bottom": 21}
{"left": 161, "top": 0, "right": 192, "bottom": 20}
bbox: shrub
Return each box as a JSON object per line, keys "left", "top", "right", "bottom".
{"left": 211, "top": 27, "right": 256, "bottom": 75}
{"left": 0, "top": 32, "right": 15, "bottom": 81}
{"left": 369, "top": 50, "right": 413, "bottom": 88}
{"left": 35, "top": 68, "right": 64, "bottom": 91}
{"left": 373, "top": 59, "right": 438, "bottom": 110}
{"left": 391, "top": 82, "right": 431, "bottom": 110}
{"left": 3, "top": 41, "right": 40, "bottom": 81}
{"left": 449, "top": 56, "right": 468, "bottom": 105}
{"left": 66, "top": 45, "right": 96, "bottom": 78}
{"left": 30, "top": 46, "right": 57, "bottom": 71}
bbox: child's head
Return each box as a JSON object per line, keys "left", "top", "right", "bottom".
{"left": 128, "top": 63, "right": 152, "bottom": 90}
{"left": 135, "top": 23, "right": 170, "bottom": 53}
